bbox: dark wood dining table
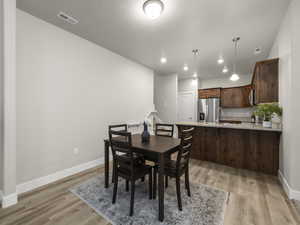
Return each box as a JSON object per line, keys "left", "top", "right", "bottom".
{"left": 104, "top": 134, "right": 181, "bottom": 221}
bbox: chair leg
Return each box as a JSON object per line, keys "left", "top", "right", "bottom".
{"left": 153, "top": 167, "right": 157, "bottom": 199}
{"left": 176, "top": 176, "right": 182, "bottom": 211}
{"left": 185, "top": 168, "right": 191, "bottom": 197}
{"left": 126, "top": 180, "right": 129, "bottom": 192}
{"left": 165, "top": 176, "right": 168, "bottom": 188}
{"left": 112, "top": 160, "right": 116, "bottom": 183}
{"left": 129, "top": 180, "right": 135, "bottom": 216}
{"left": 149, "top": 171, "right": 153, "bottom": 199}
{"left": 165, "top": 154, "right": 171, "bottom": 188}
{"left": 112, "top": 171, "right": 118, "bottom": 204}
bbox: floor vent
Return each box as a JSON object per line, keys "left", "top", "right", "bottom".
{"left": 57, "top": 12, "right": 79, "bottom": 25}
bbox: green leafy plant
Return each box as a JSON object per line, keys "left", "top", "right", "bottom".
{"left": 254, "top": 103, "right": 282, "bottom": 121}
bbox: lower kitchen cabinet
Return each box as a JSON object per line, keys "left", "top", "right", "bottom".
{"left": 178, "top": 125, "right": 281, "bottom": 175}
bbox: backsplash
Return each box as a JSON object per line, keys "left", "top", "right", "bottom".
{"left": 220, "top": 107, "right": 254, "bottom": 122}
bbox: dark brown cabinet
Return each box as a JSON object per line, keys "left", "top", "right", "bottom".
{"left": 198, "top": 58, "right": 279, "bottom": 107}
{"left": 177, "top": 125, "right": 281, "bottom": 175}
{"left": 198, "top": 88, "right": 221, "bottom": 99}
{"left": 220, "top": 85, "right": 252, "bottom": 108}
{"left": 252, "top": 58, "right": 279, "bottom": 104}
{"left": 219, "top": 129, "right": 249, "bottom": 168}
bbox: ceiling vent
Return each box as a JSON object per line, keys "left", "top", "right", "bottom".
{"left": 57, "top": 12, "right": 79, "bottom": 25}
{"left": 254, "top": 47, "right": 262, "bottom": 55}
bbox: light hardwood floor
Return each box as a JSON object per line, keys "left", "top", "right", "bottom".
{"left": 0, "top": 160, "right": 299, "bottom": 225}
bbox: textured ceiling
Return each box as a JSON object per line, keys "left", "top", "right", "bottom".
{"left": 17, "top": 0, "right": 290, "bottom": 79}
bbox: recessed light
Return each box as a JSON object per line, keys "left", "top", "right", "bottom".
{"left": 160, "top": 57, "right": 167, "bottom": 64}
{"left": 193, "top": 72, "right": 197, "bottom": 77}
{"left": 143, "top": 0, "right": 164, "bottom": 19}
{"left": 183, "top": 65, "right": 189, "bottom": 71}
{"left": 218, "top": 58, "right": 224, "bottom": 64}
{"left": 230, "top": 73, "right": 240, "bottom": 81}
{"left": 222, "top": 66, "right": 228, "bottom": 74}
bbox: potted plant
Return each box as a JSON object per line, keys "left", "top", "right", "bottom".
{"left": 254, "top": 103, "right": 282, "bottom": 128}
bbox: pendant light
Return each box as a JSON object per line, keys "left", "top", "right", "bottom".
{"left": 230, "top": 37, "right": 240, "bottom": 81}
{"left": 192, "top": 49, "right": 199, "bottom": 78}
{"left": 222, "top": 66, "right": 229, "bottom": 73}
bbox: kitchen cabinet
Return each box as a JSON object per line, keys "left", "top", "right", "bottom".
{"left": 177, "top": 125, "right": 281, "bottom": 175}
{"left": 252, "top": 58, "right": 279, "bottom": 104}
{"left": 198, "top": 88, "right": 221, "bottom": 99}
{"left": 220, "top": 85, "right": 252, "bottom": 108}
{"left": 198, "top": 58, "right": 279, "bottom": 107}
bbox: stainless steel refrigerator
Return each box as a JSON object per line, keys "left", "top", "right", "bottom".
{"left": 198, "top": 98, "right": 220, "bottom": 122}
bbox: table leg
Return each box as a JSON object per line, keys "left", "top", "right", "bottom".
{"left": 104, "top": 141, "right": 109, "bottom": 188}
{"left": 158, "top": 154, "right": 165, "bottom": 222}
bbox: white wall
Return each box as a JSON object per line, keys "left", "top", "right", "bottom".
{"left": 1, "top": 0, "right": 17, "bottom": 207}
{"left": 178, "top": 78, "right": 198, "bottom": 92}
{"left": 16, "top": 10, "right": 154, "bottom": 184}
{"left": 199, "top": 75, "right": 252, "bottom": 89}
{"left": 268, "top": 0, "right": 300, "bottom": 193}
{"left": 154, "top": 73, "right": 178, "bottom": 123}
{"left": 0, "top": 0, "right": 4, "bottom": 192}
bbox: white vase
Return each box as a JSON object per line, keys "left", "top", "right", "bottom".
{"left": 263, "top": 121, "right": 272, "bottom": 128}
{"left": 255, "top": 116, "right": 260, "bottom": 125}
{"left": 271, "top": 114, "right": 282, "bottom": 129}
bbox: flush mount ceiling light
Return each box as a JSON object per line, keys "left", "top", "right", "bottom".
{"left": 193, "top": 72, "right": 197, "bottom": 77}
{"left": 217, "top": 57, "right": 224, "bottom": 64}
{"left": 230, "top": 37, "right": 240, "bottom": 82}
{"left": 222, "top": 66, "right": 229, "bottom": 74}
{"left": 160, "top": 57, "right": 167, "bottom": 64}
{"left": 183, "top": 65, "right": 189, "bottom": 71}
{"left": 143, "top": 0, "right": 164, "bottom": 19}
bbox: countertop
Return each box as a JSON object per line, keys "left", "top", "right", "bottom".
{"left": 176, "top": 121, "right": 282, "bottom": 132}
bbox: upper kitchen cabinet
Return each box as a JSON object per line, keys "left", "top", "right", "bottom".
{"left": 221, "top": 85, "right": 252, "bottom": 108}
{"left": 252, "top": 58, "right": 279, "bottom": 104}
{"left": 198, "top": 88, "right": 221, "bottom": 99}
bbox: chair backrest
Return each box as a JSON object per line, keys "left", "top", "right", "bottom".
{"left": 109, "top": 124, "right": 128, "bottom": 133}
{"left": 155, "top": 123, "right": 174, "bottom": 138}
{"left": 109, "top": 130, "right": 134, "bottom": 174}
{"left": 176, "top": 127, "right": 194, "bottom": 172}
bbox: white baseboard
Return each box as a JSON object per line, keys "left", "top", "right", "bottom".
{"left": 278, "top": 170, "right": 300, "bottom": 201}
{"left": 1, "top": 192, "right": 18, "bottom": 208}
{"left": 17, "top": 157, "right": 104, "bottom": 195}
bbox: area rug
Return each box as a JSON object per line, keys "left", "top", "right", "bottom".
{"left": 70, "top": 175, "right": 228, "bottom": 225}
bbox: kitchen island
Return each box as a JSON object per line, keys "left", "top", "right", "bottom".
{"left": 176, "top": 122, "right": 282, "bottom": 175}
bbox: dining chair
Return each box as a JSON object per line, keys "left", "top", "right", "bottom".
{"left": 153, "top": 123, "right": 174, "bottom": 198}
{"left": 109, "top": 124, "right": 145, "bottom": 183}
{"left": 153, "top": 126, "right": 194, "bottom": 211}
{"left": 155, "top": 123, "right": 174, "bottom": 137}
{"left": 109, "top": 130, "right": 153, "bottom": 216}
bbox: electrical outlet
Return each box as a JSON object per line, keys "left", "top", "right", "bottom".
{"left": 73, "top": 148, "right": 79, "bottom": 155}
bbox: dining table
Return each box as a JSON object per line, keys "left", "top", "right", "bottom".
{"left": 103, "top": 134, "right": 181, "bottom": 222}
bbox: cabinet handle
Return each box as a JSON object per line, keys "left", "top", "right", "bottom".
{"left": 249, "top": 90, "right": 253, "bottom": 106}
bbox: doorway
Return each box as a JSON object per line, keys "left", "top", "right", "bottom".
{"left": 177, "top": 91, "right": 196, "bottom": 122}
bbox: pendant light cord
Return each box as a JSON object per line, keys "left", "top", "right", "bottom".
{"left": 192, "top": 49, "right": 199, "bottom": 76}
{"left": 233, "top": 37, "right": 240, "bottom": 75}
